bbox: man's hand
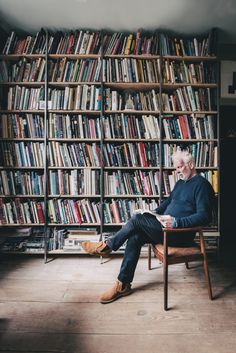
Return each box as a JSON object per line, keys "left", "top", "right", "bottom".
{"left": 159, "top": 215, "right": 174, "bottom": 228}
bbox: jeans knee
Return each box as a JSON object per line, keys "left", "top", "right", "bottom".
{"left": 126, "top": 233, "right": 145, "bottom": 248}
{"left": 130, "top": 213, "right": 142, "bottom": 225}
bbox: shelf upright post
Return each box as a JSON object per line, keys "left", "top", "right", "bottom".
{"left": 216, "top": 38, "right": 220, "bottom": 244}
{"left": 43, "top": 29, "right": 49, "bottom": 263}
{"left": 159, "top": 34, "right": 164, "bottom": 205}
{"left": 100, "top": 31, "right": 105, "bottom": 264}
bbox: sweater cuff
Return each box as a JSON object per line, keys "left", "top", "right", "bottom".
{"left": 172, "top": 217, "right": 178, "bottom": 228}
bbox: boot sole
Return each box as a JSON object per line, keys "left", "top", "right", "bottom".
{"left": 100, "top": 289, "right": 132, "bottom": 304}
{"left": 86, "top": 250, "right": 112, "bottom": 256}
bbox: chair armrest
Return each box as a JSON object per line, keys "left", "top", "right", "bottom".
{"left": 163, "top": 227, "right": 202, "bottom": 233}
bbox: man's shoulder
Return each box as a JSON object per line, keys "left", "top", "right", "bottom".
{"left": 198, "top": 174, "right": 212, "bottom": 186}
{"left": 195, "top": 174, "right": 215, "bottom": 193}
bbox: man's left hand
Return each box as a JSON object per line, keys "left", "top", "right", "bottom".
{"left": 160, "top": 215, "right": 174, "bottom": 228}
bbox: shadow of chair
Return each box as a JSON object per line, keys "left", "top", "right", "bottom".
{"left": 148, "top": 227, "right": 213, "bottom": 310}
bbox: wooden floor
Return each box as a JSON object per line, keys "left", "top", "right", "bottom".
{"left": 0, "top": 253, "right": 236, "bottom": 353}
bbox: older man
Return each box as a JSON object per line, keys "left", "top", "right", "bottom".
{"left": 82, "top": 150, "right": 215, "bottom": 303}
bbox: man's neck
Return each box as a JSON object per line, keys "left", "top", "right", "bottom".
{"left": 186, "top": 171, "right": 197, "bottom": 181}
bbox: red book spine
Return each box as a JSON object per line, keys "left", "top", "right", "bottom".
{"left": 36, "top": 202, "right": 45, "bottom": 223}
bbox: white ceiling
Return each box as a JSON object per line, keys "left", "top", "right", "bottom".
{"left": 0, "top": 0, "right": 236, "bottom": 43}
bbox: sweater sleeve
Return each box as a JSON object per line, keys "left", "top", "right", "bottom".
{"left": 175, "top": 181, "right": 214, "bottom": 228}
{"left": 154, "top": 193, "right": 173, "bottom": 215}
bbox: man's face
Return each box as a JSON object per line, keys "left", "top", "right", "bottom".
{"left": 173, "top": 159, "right": 193, "bottom": 181}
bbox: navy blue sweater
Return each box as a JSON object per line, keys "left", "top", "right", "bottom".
{"left": 155, "top": 174, "right": 215, "bottom": 228}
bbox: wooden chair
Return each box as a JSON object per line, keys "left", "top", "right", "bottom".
{"left": 148, "top": 227, "right": 213, "bottom": 310}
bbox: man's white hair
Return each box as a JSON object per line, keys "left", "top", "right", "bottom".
{"left": 172, "top": 149, "right": 195, "bottom": 165}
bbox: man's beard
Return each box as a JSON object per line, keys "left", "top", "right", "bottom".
{"left": 179, "top": 173, "right": 188, "bottom": 181}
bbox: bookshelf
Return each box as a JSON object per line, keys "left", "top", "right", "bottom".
{"left": 0, "top": 29, "right": 219, "bottom": 257}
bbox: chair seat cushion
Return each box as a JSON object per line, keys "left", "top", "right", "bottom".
{"left": 154, "top": 244, "right": 201, "bottom": 257}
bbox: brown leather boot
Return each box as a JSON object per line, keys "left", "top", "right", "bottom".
{"left": 81, "top": 241, "right": 112, "bottom": 255}
{"left": 99, "top": 280, "right": 132, "bottom": 304}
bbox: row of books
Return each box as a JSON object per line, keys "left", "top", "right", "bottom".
{"left": 49, "top": 169, "right": 100, "bottom": 195}
{"left": 0, "top": 167, "right": 218, "bottom": 198}
{"left": 48, "top": 141, "right": 101, "bottom": 167}
{"left": 48, "top": 113, "right": 101, "bottom": 139}
{"left": 162, "top": 114, "right": 216, "bottom": 140}
{"left": 103, "top": 31, "right": 159, "bottom": 55}
{"left": 103, "top": 31, "right": 216, "bottom": 56}
{"left": 0, "top": 114, "right": 44, "bottom": 138}
{"left": 104, "top": 170, "right": 161, "bottom": 196}
{"left": 48, "top": 198, "right": 101, "bottom": 224}
{"left": 103, "top": 199, "right": 159, "bottom": 224}
{"left": 48, "top": 198, "right": 159, "bottom": 225}
{"left": 0, "top": 58, "right": 100, "bottom": 83}
{"left": 104, "top": 58, "right": 216, "bottom": 84}
{"left": 47, "top": 85, "right": 102, "bottom": 110}
{"left": 103, "top": 142, "right": 160, "bottom": 168}
{"left": 5, "top": 85, "right": 103, "bottom": 111}
{"left": 104, "top": 88, "right": 160, "bottom": 111}
{"left": 162, "top": 60, "right": 217, "bottom": 84}
{"left": 48, "top": 227, "right": 99, "bottom": 252}
{"left": 200, "top": 170, "right": 218, "bottom": 193}
{"left": 47, "top": 228, "right": 100, "bottom": 252}
{"left": 104, "top": 87, "right": 217, "bottom": 112}
{"left": 48, "top": 58, "right": 101, "bottom": 83}
{"left": 103, "top": 58, "right": 160, "bottom": 83}
{"left": 103, "top": 114, "right": 160, "bottom": 139}
{"left": 49, "top": 31, "right": 102, "bottom": 55}
{"left": 0, "top": 227, "right": 100, "bottom": 253}
{"left": 1, "top": 29, "right": 216, "bottom": 56}
{"left": 0, "top": 141, "right": 45, "bottom": 167}
{"left": 7, "top": 86, "right": 45, "bottom": 110}
{"left": 162, "top": 86, "right": 217, "bottom": 112}
{"left": 62, "top": 237, "right": 99, "bottom": 252}
{"left": 48, "top": 31, "right": 102, "bottom": 55}
{"left": 162, "top": 169, "right": 218, "bottom": 194}
{"left": 1, "top": 58, "right": 46, "bottom": 82}
{"left": 0, "top": 198, "right": 44, "bottom": 224}
{"left": 1, "top": 30, "right": 103, "bottom": 56}
{"left": 0, "top": 227, "right": 46, "bottom": 253}
{"left": 0, "top": 227, "right": 31, "bottom": 252}
{"left": 159, "top": 30, "right": 216, "bottom": 56}
{"left": 23, "top": 232, "right": 45, "bottom": 252}
{"left": 0, "top": 170, "right": 45, "bottom": 196}
{"left": 0, "top": 140, "right": 217, "bottom": 169}
{"left": 3, "top": 85, "right": 216, "bottom": 113}
{"left": 50, "top": 31, "right": 158, "bottom": 56}
{"left": 2, "top": 30, "right": 47, "bottom": 55}
{"left": 163, "top": 143, "right": 217, "bottom": 168}
{"left": 48, "top": 228, "right": 66, "bottom": 251}
{"left": 0, "top": 57, "right": 216, "bottom": 85}
{"left": 0, "top": 112, "right": 216, "bottom": 141}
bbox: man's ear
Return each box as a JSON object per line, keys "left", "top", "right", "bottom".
{"left": 189, "top": 161, "right": 194, "bottom": 169}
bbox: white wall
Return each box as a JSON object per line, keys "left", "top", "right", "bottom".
{"left": 0, "top": 0, "right": 236, "bottom": 42}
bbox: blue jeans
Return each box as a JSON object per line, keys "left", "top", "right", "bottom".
{"left": 106, "top": 213, "right": 163, "bottom": 284}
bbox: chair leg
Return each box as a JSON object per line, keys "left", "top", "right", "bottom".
{"left": 163, "top": 230, "right": 169, "bottom": 310}
{"left": 203, "top": 255, "right": 213, "bottom": 300}
{"left": 185, "top": 262, "right": 190, "bottom": 269}
{"left": 199, "top": 230, "right": 213, "bottom": 300}
{"left": 163, "top": 259, "right": 168, "bottom": 310}
{"left": 148, "top": 244, "right": 152, "bottom": 270}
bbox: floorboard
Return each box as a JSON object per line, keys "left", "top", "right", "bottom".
{"left": 0, "top": 255, "right": 235, "bottom": 353}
